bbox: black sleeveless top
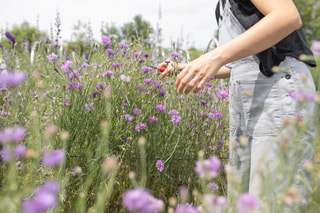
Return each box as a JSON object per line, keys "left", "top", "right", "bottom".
{"left": 215, "top": 0, "right": 316, "bottom": 77}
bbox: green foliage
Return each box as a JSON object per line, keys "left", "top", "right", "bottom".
{"left": 294, "top": 0, "right": 320, "bottom": 41}
{"left": 101, "top": 15, "right": 153, "bottom": 46}
{"left": 1, "top": 21, "right": 47, "bottom": 51}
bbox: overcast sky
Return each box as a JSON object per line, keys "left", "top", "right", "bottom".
{"left": 0, "top": 0, "right": 219, "bottom": 50}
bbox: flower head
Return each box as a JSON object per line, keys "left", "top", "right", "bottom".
{"left": 170, "top": 115, "right": 181, "bottom": 125}
{"left": 120, "top": 75, "right": 131, "bottom": 83}
{"left": 149, "top": 116, "right": 159, "bottom": 124}
{"left": 60, "top": 60, "right": 73, "bottom": 73}
{"left": 46, "top": 53, "right": 58, "bottom": 62}
{"left": 106, "top": 48, "right": 115, "bottom": 56}
{"left": 156, "top": 104, "right": 166, "bottom": 112}
{"left": 5, "top": 32, "right": 15, "bottom": 46}
{"left": 0, "top": 125, "right": 26, "bottom": 144}
{"left": 118, "top": 42, "right": 128, "bottom": 48}
{"left": 85, "top": 102, "right": 94, "bottom": 112}
{"left": 22, "top": 180, "right": 59, "bottom": 213}
{"left": 175, "top": 203, "right": 199, "bottom": 213}
{"left": 156, "top": 160, "right": 164, "bottom": 172}
{"left": 42, "top": 149, "right": 65, "bottom": 167}
{"left": 103, "top": 71, "right": 114, "bottom": 78}
{"left": 236, "top": 193, "right": 262, "bottom": 213}
{"left": 91, "top": 91, "right": 100, "bottom": 98}
{"left": 195, "top": 156, "right": 221, "bottom": 179}
{"left": 124, "top": 114, "right": 133, "bottom": 122}
{"left": 102, "top": 36, "right": 111, "bottom": 46}
{"left": 135, "top": 122, "right": 147, "bottom": 132}
{"left": 144, "top": 78, "right": 152, "bottom": 84}
{"left": 0, "top": 71, "right": 27, "bottom": 87}
{"left": 311, "top": 40, "right": 320, "bottom": 55}
{"left": 133, "top": 108, "right": 142, "bottom": 115}
{"left": 123, "top": 188, "right": 164, "bottom": 213}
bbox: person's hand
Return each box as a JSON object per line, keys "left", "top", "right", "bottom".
{"left": 157, "top": 61, "right": 186, "bottom": 78}
{"left": 175, "top": 52, "right": 222, "bottom": 94}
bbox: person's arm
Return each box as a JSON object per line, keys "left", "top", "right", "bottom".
{"left": 175, "top": 0, "right": 302, "bottom": 94}
{"left": 158, "top": 62, "right": 230, "bottom": 79}
{"left": 214, "top": 66, "right": 230, "bottom": 79}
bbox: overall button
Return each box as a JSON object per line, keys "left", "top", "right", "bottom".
{"left": 285, "top": 74, "right": 291, "bottom": 79}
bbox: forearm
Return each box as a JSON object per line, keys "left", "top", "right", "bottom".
{"left": 209, "top": 0, "right": 302, "bottom": 68}
{"left": 214, "top": 66, "right": 230, "bottom": 79}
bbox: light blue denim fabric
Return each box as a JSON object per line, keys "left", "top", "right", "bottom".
{"left": 218, "top": 0, "right": 318, "bottom": 209}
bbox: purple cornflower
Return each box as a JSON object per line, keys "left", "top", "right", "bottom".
{"left": 156, "top": 104, "right": 166, "bottom": 112}
{"left": 22, "top": 180, "right": 59, "bottom": 213}
{"left": 156, "top": 160, "right": 164, "bottom": 172}
{"left": 133, "top": 108, "right": 142, "bottom": 115}
{"left": 96, "top": 82, "right": 105, "bottom": 89}
{"left": 160, "top": 90, "right": 166, "bottom": 97}
{"left": 118, "top": 42, "right": 128, "bottom": 48}
{"left": 149, "top": 116, "right": 159, "bottom": 124}
{"left": 200, "top": 100, "right": 207, "bottom": 105}
{"left": 311, "top": 40, "right": 320, "bottom": 55}
{"left": 73, "top": 82, "right": 82, "bottom": 90}
{"left": 207, "top": 182, "right": 219, "bottom": 193}
{"left": 142, "top": 53, "right": 150, "bottom": 58}
{"left": 195, "top": 156, "right": 221, "bottom": 179}
{"left": 61, "top": 60, "right": 73, "bottom": 73}
{"left": 141, "top": 66, "right": 153, "bottom": 73}
{"left": 123, "top": 103, "right": 128, "bottom": 107}
{"left": 15, "top": 144, "right": 27, "bottom": 158}
{"left": 153, "top": 81, "right": 160, "bottom": 88}
{"left": 214, "top": 110, "right": 223, "bottom": 118}
{"left": 42, "top": 149, "right": 65, "bottom": 167}
{"left": 170, "top": 115, "right": 181, "bottom": 125}
{"left": 101, "top": 36, "right": 111, "bottom": 46}
{"left": 217, "top": 90, "right": 229, "bottom": 99}
{"left": 91, "top": 91, "right": 100, "bottom": 98}
{"left": 103, "top": 71, "right": 114, "bottom": 78}
{"left": 106, "top": 48, "right": 115, "bottom": 56}
{"left": 124, "top": 114, "right": 133, "bottom": 122}
{"left": 144, "top": 78, "right": 152, "bottom": 84}
{"left": 0, "top": 71, "right": 27, "bottom": 87}
{"left": 85, "top": 102, "right": 94, "bottom": 112}
{"left": 137, "top": 85, "right": 146, "bottom": 91}
{"left": 202, "top": 194, "right": 227, "bottom": 213}
{"left": 168, "top": 110, "right": 179, "bottom": 116}
{"left": 218, "top": 139, "right": 224, "bottom": 148}
{"left": 112, "top": 63, "right": 121, "bottom": 69}
{"left": 0, "top": 125, "right": 26, "bottom": 144}
{"left": 135, "top": 122, "right": 147, "bottom": 132}
{"left": 170, "top": 52, "right": 180, "bottom": 59}
{"left": 133, "top": 52, "right": 141, "bottom": 57}
{"left": 46, "top": 53, "right": 58, "bottom": 62}
{"left": 63, "top": 98, "right": 69, "bottom": 106}
{"left": 5, "top": 32, "right": 16, "bottom": 46}
{"left": 175, "top": 203, "right": 199, "bottom": 213}
{"left": 120, "top": 75, "right": 131, "bottom": 83}
{"left": 0, "top": 147, "right": 11, "bottom": 161}
{"left": 236, "top": 193, "right": 262, "bottom": 213}
{"left": 290, "top": 90, "right": 316, "bottom": 102}
{"left": 122, "top": 188, "right": 164, "bottom": 213}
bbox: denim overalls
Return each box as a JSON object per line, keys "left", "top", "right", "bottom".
{"left": 218, "top": 0, "right": 318, "bottom": 208}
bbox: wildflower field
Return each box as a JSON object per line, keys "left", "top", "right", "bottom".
{"left": 0, "top": 29, "right": 320, "bottom": 213}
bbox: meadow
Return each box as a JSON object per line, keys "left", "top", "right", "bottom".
{"left": 0, "top": 30, "right": 320, "bottom": 213}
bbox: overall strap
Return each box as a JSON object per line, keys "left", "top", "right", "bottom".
{"left": 215, "top": 0, "right": 226, "bottom": 24}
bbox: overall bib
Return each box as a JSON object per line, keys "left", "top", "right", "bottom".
{"left": 218, "top": 0, "right": 318, "bottom": 209}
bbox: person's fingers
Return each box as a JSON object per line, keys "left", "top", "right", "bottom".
{"left": 176, "top": 70, "right": 195, "bottom": 94}
{"left": 193, "top": 76, "right": 210, "bottom": 94}
{"left": 175, "top": 67, "right": 189, "bottom": 88}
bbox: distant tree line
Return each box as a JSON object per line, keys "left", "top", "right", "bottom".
{"left": 0, "top": 1, "right": 319, "bottom": 53}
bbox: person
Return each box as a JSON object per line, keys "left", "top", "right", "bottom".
{"left": 158, "top": 0, "right": 318, "bottom": 210}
